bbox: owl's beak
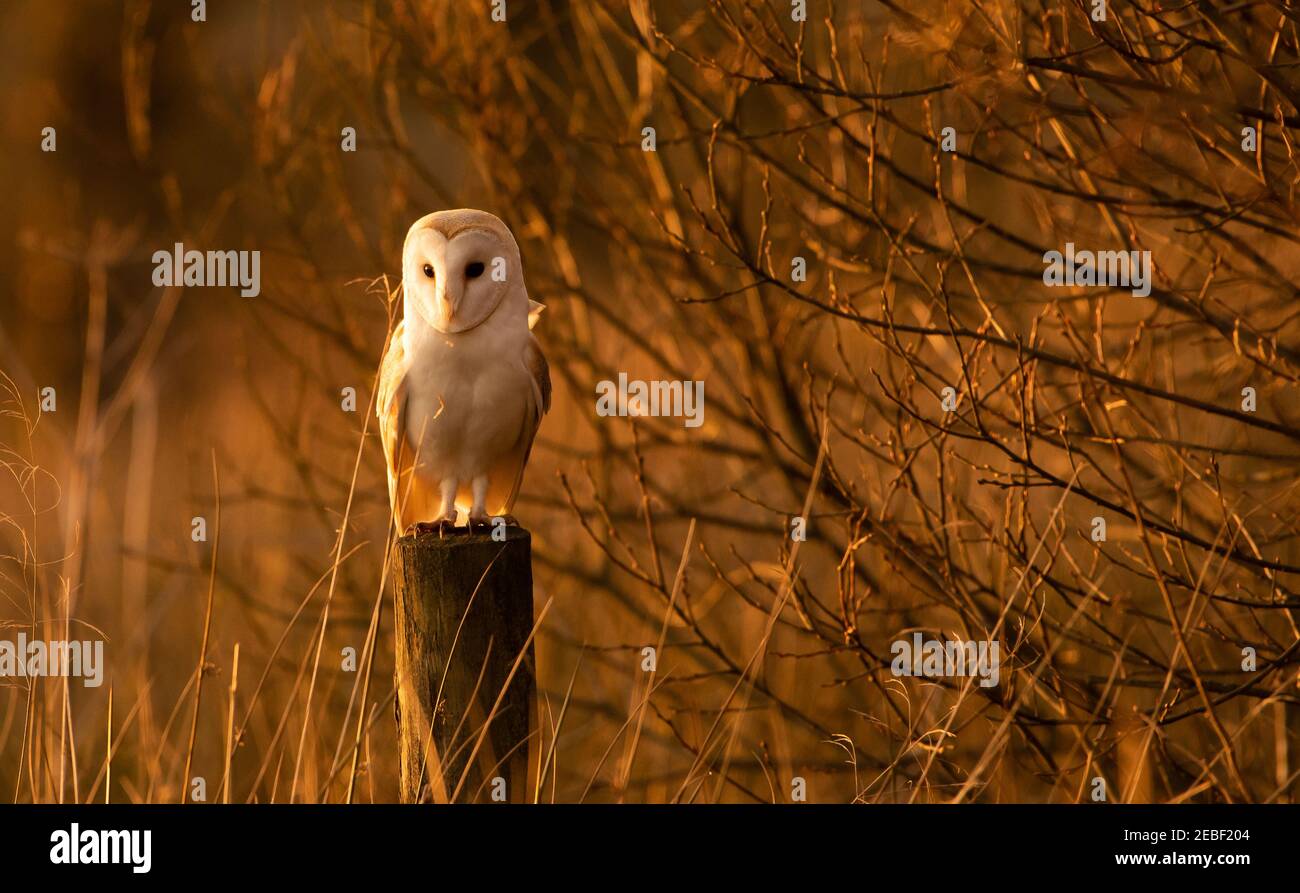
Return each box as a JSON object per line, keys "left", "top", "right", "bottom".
{"left": 437, "top": 271, "right": 463, "bottom": 325}
{"left": 435, "top": 284, "right": 454, "bottom": 323}
{"left": 426, "top": 243, "right": 459, "bottom": 325}
{"left": 434, "top": 283, "right": 460, "bottom": 324}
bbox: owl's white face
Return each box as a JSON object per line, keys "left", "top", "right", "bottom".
{"left": 403, "top": 223, "right": 515, "bottom": 334}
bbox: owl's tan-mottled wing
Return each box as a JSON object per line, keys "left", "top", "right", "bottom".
{"left": 377, "top": 320, "right": 414, "bottom": 533}
{"left": 500, "top": 331, "right": 550, "bottom": 513}
{"left": 526, "top": 331, "right": 551, "bottom": 415}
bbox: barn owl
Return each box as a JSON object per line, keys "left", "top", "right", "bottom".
{"left": 378, "top": 210, "right": 551, "bottom": 534}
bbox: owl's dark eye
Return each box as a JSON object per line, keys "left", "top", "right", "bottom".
{"left": 465, "top": 261, "right": 485, "bottom": 279}
{"left": 422, "top": 264, "right": 434, "bottom": 279}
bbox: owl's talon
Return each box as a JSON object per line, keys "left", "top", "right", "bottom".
{"left": 468, "top": 514, "right": 493, "bottom": 531}
{"left": 409, "top": 518, "right": 458, "bottom": 538}
{"left": 499, "top": 514, "right": 520, "bottom": 527}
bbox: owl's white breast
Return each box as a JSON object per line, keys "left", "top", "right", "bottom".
{"left": 401, "top": 318, "right": 533, "bottom": 482}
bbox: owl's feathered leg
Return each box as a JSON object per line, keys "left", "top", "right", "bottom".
{"left": 407, "top": 479, "right": 459, "bottom": 537}
{"left": 468, "top": 475, "right": 492, "bottom": 529}
{"left": 436, "top": 477, "right": 460, "bottom": 525}
{"left": 407, "top": 479, "right": 460, "bottom": 537}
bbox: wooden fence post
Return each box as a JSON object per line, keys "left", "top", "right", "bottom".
{"left": 392, "top": 527, "right": 536, "bottom": 803}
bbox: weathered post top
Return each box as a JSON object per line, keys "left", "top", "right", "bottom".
{"left": 391, "top": 527, "right": 536, "bottom": 803}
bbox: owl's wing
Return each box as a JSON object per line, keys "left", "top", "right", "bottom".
{"left": 525, "top": 330, "right": 551, "bottom": 415}
{"left": 377, "top": 319, "right": 412, "bottom": 533}
{"left": 502, "top": 331, "right": 551, "bottom": 512}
